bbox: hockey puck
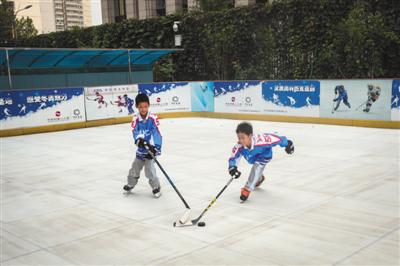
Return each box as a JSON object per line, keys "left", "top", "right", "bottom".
{"left": 173, "top": 222, "right": 176, "bottom": 227}
{"left": 198, "top": 222, "right": 206, "bottom": 227}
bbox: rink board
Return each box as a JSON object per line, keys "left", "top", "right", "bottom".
{"left": 1, "top": 79, "right": 399, "bottom": 136}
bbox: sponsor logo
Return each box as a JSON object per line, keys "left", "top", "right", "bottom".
{"left": 245, "top": 96, "right": 253, "bottom": 107}
{"left": 153, "top": 97, "right": 168, "bottom": 107}
{"left": 171, "top": 96, "right": 181, "bottom": 105}
{"left": 48, "top": 111, "right": 70, "bottom": 123}
{"left": 73, "top": 109, "right": 83, "bottom": 119}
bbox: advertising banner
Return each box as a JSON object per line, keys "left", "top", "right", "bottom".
{"left": 214, "top": 81, "right": 263, "bottom": 113}
{"left": 0, "top": 87, "right": 85, "bottom": 130}
{"left": 138, "top": 82, "right": 191, "bottom": 113}
{"left": 320, "top": 80, "right": 392, "bottom": 120}
{"left": 391, "top": 79, "right": 400, "bottom": 121}
{"left": 191, "top": 82, "right": 214, "bottom": 112}
{"left": 262, "top": 80, "right": 320, "bottom": 117}
{"left": 85, "top": 84, "right": 138, "bottom": 121}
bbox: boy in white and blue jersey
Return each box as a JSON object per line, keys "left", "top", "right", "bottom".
{"left": 228, "top": 122, "right": 294, "bottom": 202}
{"left": 123, "top": 93, "right": 162, "bottom": 198}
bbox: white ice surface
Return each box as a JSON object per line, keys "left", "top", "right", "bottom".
{"left": 1, "top": 118, "right": 399, "bottom": 265}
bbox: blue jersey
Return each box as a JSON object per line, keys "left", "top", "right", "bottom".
{"left": 131, "top": 112, "right": 162, "bottom": 159}
{"left": 125, "top": 96, "right": 134, "bottom": 107}
{"left": 335, "top": 85, "right": 347, "bottom": 96}
{"left": 229, "top": 133, "right": 288, "bottom": 167}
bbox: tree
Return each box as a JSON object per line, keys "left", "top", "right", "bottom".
{"left": 0, "top": 0, "right": 15, "bottom": 46}
{"left": 15, "top": 16, "right": 37, "bottom": 40}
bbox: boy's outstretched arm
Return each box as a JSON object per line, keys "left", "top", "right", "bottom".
{"left": 263, "top": 133, "right": 294, "bottom": 154}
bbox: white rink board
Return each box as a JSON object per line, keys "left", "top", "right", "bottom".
{"left": 214, "top": 81, "right": 263, "bottom": 113}
{"left": 85, "top": 84, "right": 138, "bottom": 121}
{"left": 139, "top": 82, "right": 192, "bottom": 113}
{"left": 320, "top": 80, "right": 392, "bottom": 120}
{"left": 0, "top": 88, "right": 85, "bottom": 130}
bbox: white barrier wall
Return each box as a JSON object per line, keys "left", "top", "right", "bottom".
{"left": 1, "top": 79, "right": 397, "bottom": 131}
{"left": 0, "top": 87, "right": 85, "bottom": 130}
{"left": 214, "top": 81, "right": 263, "bottom": 113}
{"left": 261, "top": 80, "right": 320, "bottom": 117}
{"left": 320, "top": 80, "right": 392, "bottom": 121}
{"left": 138, "top": 82, "right": 192, "bottom": 113}
{"left": 85, "top": 84, "right": 138, "bottom": 121}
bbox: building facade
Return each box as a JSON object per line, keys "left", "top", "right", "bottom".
{"left": 101, "top": 0, "right": 271, "bottom": 23}
{"left": 11, "top": 0, "right": 92, "bottom": 33}
{"left": 102, "top": 0, "right": 197, "bottom": 23}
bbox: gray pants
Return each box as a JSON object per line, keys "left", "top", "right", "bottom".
{"left": 127, "top": 158, "right": 160, "bottom": 190}
{"left": 245, "top": 163, "right": 266, "bottom": 191}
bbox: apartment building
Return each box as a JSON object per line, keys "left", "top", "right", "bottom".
{"left": 11, "top": 0, "right": 92, "bottom": 33}
{"left": 102, "top": 0, "right": 196, "bottom": 23}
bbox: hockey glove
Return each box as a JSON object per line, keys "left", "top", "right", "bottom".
{"left": 135, "top": 138, "right": 146, "bottom": 148}
{"left": 285, "top": 140, "right": 294, "bottom": 154}
{"left": 229, "top": 166, "right": 241, "bottom": 179}
{"left": 144, "top": 153, "right": 154, "bottom": 160}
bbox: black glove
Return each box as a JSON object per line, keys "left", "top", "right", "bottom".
{"left": 228, "top": 166, "right": 241, "bottom": 179}
{"left": 285, "top": 140, "right": 294, "bottom": 154}
{"left": 144, "top": 153, "right": 154, "bottom": 160}
{"left": 145, "top": 143, "right": 158, "bottom": 156}
{"left": 135, "top": 138, "right": 146, "bottom": 148}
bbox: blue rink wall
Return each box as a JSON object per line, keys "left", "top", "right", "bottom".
{"left": 1, "top": 79, "right": 399, "bottom": 136}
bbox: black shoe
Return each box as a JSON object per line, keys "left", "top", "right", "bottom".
{"left": 152, "top": 187, "right": 161, "bottom": 198}
{"left": 123, "top": 184, "right": 133, "bottom": 192}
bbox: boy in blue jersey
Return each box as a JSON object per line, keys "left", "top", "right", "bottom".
{"left": 123, "top": 93, "right": 162, "bottom": 198}
{"left": 228, "top": 122, "right": 294, "bottom": 202}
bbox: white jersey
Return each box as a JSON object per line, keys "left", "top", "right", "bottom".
{"left": 368, "top": 85, "right": 381, "bottom": 99}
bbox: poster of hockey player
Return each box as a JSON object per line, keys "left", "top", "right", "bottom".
{"left": 85, "top": 84, "right": 138, "bottom": 121}
{"left": 320, "top": 80, "right": 391, "bottom": 120}
{"left": 138, "top": 82, "right": 191, "bottom": 113}
{"left": 0, "top": 87, "right": 85, "bottom": 130}
{"left": 391, "top": 79, "right": 400, "bottom": 121}
{"left": 261, "top": 80, "right": 320, "bottom": 117}
{"left": 214, "top": 81, "right": 263, "bottom": 113}
{"left": 191, "top": 81, "right": 214, "bottom": 112}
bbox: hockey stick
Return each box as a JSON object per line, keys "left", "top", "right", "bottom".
{"left": 144, "top": 144, "right": 191, "bottom": 224}
{"left": 355, "top": 100, "right": 368, "bottom": 111}
{"left": 331, "top": 101, "right": 336, "bottom": 114}
{"left": 176, "top": 174, "right": 238, "bottom": 227}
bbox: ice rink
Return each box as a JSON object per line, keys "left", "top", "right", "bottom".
{"left": 1, "top": 117, "right": 399, "bottom": 265}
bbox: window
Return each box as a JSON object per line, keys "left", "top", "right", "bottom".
{"left": 182, "top": 0, "right": 187, "bottom": 11}
{"left": 156, "top": 0, "right": 166, "bottom": 16}
{"left": 114, "top": 0, "right": 126, "bottom": 22}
